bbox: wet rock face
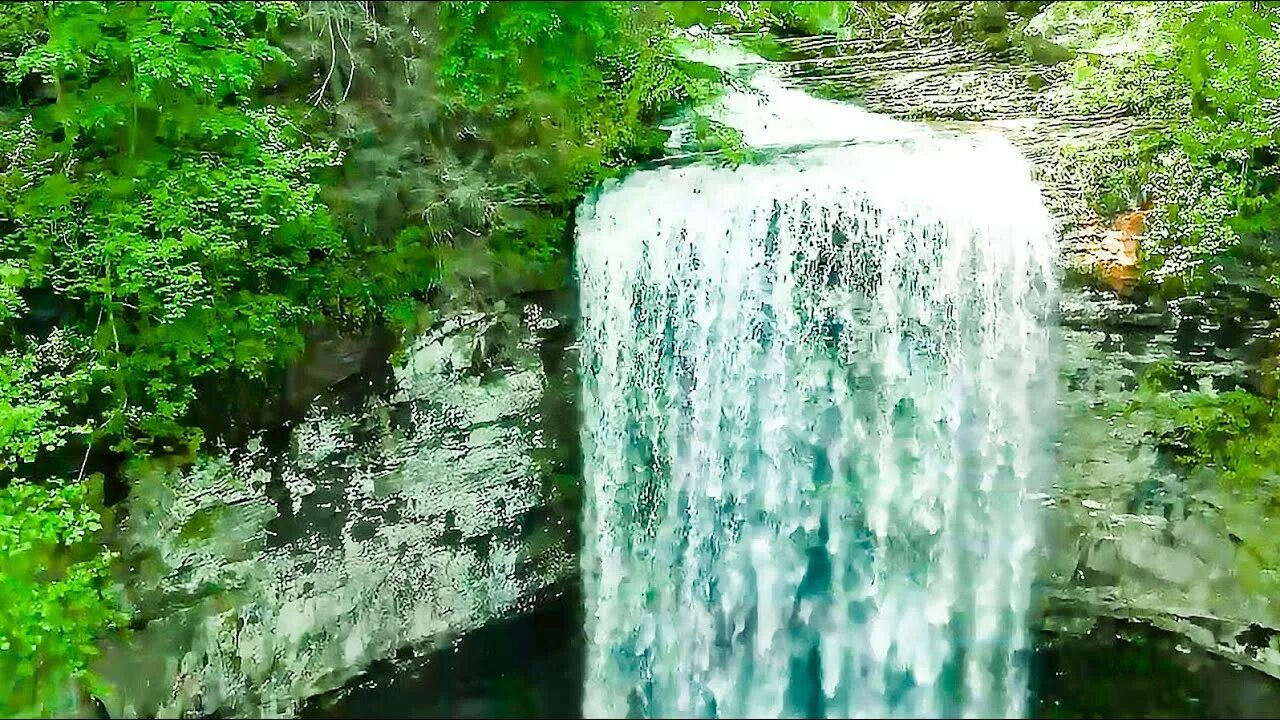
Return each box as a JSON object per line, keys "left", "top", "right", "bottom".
{"left": 1041, "top": 288, "right": 1280, "bottom": 679}
{"left": 98, "top": 296, "right": 579, "bottom": 718}
{"left": 1033, "top": 617, "right": 1280, "bottom": 719}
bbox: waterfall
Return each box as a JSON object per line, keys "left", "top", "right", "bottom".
{"left": 576, "top": 42, "right": 1058, "bottom": 720}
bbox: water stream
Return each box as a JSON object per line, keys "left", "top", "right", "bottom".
{"left": 576, "top": 41, "right": 1059, "bottom": 719}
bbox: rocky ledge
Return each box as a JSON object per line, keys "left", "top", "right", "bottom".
{"left": 95, "top": 295, "right": 579, "bottom": 718}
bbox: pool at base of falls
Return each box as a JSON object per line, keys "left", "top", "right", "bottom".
{"left": 304, "top": 589, "right": 1280, "bottom": 720}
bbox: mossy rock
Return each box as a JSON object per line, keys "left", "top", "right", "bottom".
{"left": 1011, "top": 1, "right": 1050, "bottom": 19}
{"left": 1024, "top": 34, "right": 1074, "bottom": 65}
{"left": 1026, "top": 70, "right": 1050, "bottom": 90}
{"left": 972, "top": 1, "right": 1011, "bottom": 33}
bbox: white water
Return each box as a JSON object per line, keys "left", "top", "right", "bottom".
{"left": 577, "top": 42, "right": 1058, "bottom": 719}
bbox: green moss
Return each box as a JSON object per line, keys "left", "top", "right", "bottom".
{"left": 1124, "top": 365, "right": 1280, "bottom": 597}
{"left": 687, "top": 117, "right": 768, "bottom": 166}
{"left": 0, "top": 478, "right": 125, "bottom": 717}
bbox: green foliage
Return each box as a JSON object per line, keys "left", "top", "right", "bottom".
{"left": 1060, "top": 134, "right": 1161, "bottom": 217}
{"left": 1061, "top": 2, "right": 1280, "bottom": 301}
{"left": 0, "top": 330, "right": 118, "bottom": 717}
{"left": 0, "top": 480, "right": 122, "bottom": 718}
{"left": 0, "top": 332, "right": 96, "bottom": 474}
{"left": 1147, "top": 3, "right": 1280, "bottom": 298}
{"left": 1129, "top": 374, "right": 1269, "bottom": 468}
{"left": 433, "top": 1, "right": 716, "bottom": 267}
{"left": 1125, "top": 367, "right": 1280, "bottom": 596}
{"left": 283, "top": 1, "right": 452, "bottom": 314}
{"left": 1060, "top": 3, "right": 1179, "bottom": 115}
{"left": 0, "top": 1, "right": 347, "bottom": 710}
{"left": 282, "top": 2, "right": 720, "bottom": 295}
{"left": 3, "top": 1, "right": 348, "bottom": 445}
{"left": 689, "top": 116, "right": 758, "bottom": 165}
{"left": 0, "top": 1, "right": 44, "bottom": 68}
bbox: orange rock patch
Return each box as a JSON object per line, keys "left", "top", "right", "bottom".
{"left": 1072, "top": 208, "right": 1147, "bottom": 297}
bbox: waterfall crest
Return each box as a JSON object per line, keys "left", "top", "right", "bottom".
{"left": 577, "top": 44, "right": 1058, "bottom": 719}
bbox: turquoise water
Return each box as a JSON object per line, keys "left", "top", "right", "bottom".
{"left": 576, "top": 85, "right": 1057, "bottom": 717}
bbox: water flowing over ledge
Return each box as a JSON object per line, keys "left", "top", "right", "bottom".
{"left": 576, "top": 39, "right": 1059, "bottom": 719}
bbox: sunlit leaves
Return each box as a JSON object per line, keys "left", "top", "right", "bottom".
{"left": 0, "top": 333, "right": 97, "bottom": 473}
{"left": 4, "top": 3, "right": 345, "bottom": 440}
{"left": 0, "top": 2, "right": 341, "bottom": 711}
{"left": 0, "top": 479, "right": 122, "bottom": 718}
{"left": 435, "top": 1, "right": 713, "bottom": 227}
{"left": 1061, "top": 2, "right": 1280, "bottom": 298}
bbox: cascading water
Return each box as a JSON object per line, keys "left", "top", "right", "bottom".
{"left": 577, "top": 41, "right": 1058, "bottom": 719}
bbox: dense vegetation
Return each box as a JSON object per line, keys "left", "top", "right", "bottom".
{"left": 1119, "top": 361, "right": 1280, "bottom": 597}
{"left": 1, "top": 0, "right": 1278, "bottom": 715}
{"left": 0, "top": 1, "right": 719, "bottom": 713}
{"left": 1053, "top": 1, "right": 1280, "bottom": 302}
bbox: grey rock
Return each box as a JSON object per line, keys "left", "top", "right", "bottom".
{"left": 1040, "top": 296, "right": 1280, "bottom": 678}
{"left": 98, "top": 298, "right": 578, "bottom": 718}
{"left": 285, "top": 325, "right": 388, "bottom": 415}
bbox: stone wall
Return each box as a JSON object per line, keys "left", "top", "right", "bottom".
{"left": 96, "top": 296, "right": 579, "bottom": 718}
{"left": 1042, "top": 289, "right": 1280, "bottom": 678}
